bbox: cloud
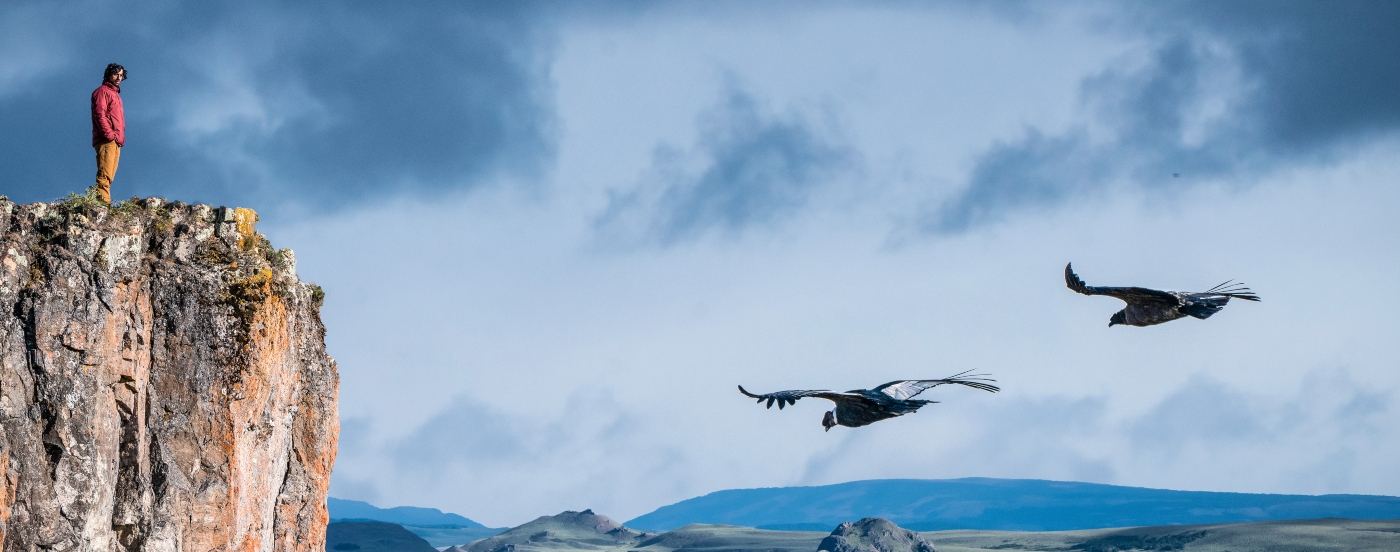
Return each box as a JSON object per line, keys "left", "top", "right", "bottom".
{"left": 391, "top": 390, "right": 683, "bottom": 480}
{"left": 291, "top": 143, "right": 1400, "bottom": 523}
{"left": 1127, "top": 375, "right": 1269, "bottom": 449}
{"left": 393, "top": 395, "right": 536, "bottom": 469}
{"left": 375, "top": 390, "right": 691, "bottom": 524}
{"left": 1163, "top": 1, "right": 1400, "bottom": 151}
{"left": 925, "top": 1, "right": 1400, "bottom": 233}
{"left": 775, "top": 365, "right": 1397, "bottom": 498}
{"left": 143, "top": 2, "right": 1399, "bottom": 524}
{"left": 329, "top": 474, "right": 383, "bottom": 506}
{"left": 595, "top": 84, "right": 860, "bottom": 245}
{"left": 795, "top": 393, "right": 1119, "bottom": 487}
{"left": 0, "top": 1, "right": 557, "bottom": 211}
{"left": 1126, "top": 370, "right": 1395, "bottom": 458}
{"left": 1106, "top": 368, "right": 1397, "bottom": 494}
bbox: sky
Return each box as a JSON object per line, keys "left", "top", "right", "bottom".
{"left": 2, "top": 0, "right": 1398, "bottom": 528}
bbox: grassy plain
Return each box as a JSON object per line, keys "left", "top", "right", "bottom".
{"left": 924, "top": 517, "right": 1400, "bottom": 552}
{"left": 427, "top": 516, "right": 1400, "bottom": 551}
{"left": 445, "top": 517, "right": 1400, "bottom": 552}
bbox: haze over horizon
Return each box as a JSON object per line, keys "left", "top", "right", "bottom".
{"left": 2, "top": 1, "right": 1397, "bottom": 527}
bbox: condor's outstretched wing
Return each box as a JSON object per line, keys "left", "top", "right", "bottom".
{"left": 872, "top": 371, "right": 1000, "bottom": 400}
{"left": 738, "top": 386, "right": 845, "bottom": 410}
{"left": 1065, "top": 263, "right": 1178, "bottom": 306}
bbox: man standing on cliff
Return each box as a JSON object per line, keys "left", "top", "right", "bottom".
{"left": 90, "top": 63, "right": 126, "bottom": 204}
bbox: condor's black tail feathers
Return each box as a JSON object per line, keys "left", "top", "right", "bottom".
{"left": 939, "top": 370, "right": 1002, "bottom": 393}
{"left": 1205, "top": 280, "right": 1261, "bottom": 301}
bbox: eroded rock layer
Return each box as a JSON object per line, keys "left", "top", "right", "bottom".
{"left": 0, "top": 198, "right": 338, "bottom": 551}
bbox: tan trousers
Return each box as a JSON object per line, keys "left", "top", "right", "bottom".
{"left": 94, "top": 141, "right": 120, "bottom": 204}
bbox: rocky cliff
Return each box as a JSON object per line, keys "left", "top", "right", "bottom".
{"left": 0, "top": 197, "right": 338, "bottom": 551}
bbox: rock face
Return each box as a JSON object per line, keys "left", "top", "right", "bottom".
{"left": 817, "top": 518, "right": 935, "bottom": 552}
{"left": 0, "top": 198, "right": 338, "bottom": 551}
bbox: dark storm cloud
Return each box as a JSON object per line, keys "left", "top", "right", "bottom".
{"left": 596, "top": 86, "right": 860, "bottom": 245}
{"left": 1176, "top": 1, "right": 1400, "bottom": 151}
{"left": 0, "top": 1, "right": 556, "bottom": 211}
{"left": 928, "top": 0, "right": 1400, "bottom": 233}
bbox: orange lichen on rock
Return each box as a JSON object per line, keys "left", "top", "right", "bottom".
{"left": 234, "top": 207, "right": 258, "bottom": 237}
{"left": 0, "top": 436, "right": 13, "bottom": 544}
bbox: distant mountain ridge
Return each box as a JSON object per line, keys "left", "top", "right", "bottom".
{"left": 624, "top": 478, "right": 1400, "bottom": 532}
{"left": 329, "top": 497, "right": 486, "bottom": 527}
{"left": 328, "top": 497, "right": 505, "bottom": 546}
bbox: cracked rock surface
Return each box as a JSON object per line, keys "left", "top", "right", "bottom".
{"left": 0, "top": 198, "right": 338, "bottom": 551}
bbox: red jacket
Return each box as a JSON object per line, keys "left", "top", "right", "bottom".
{"left": 91, "top": 81, "right": 124, "bottom": 147}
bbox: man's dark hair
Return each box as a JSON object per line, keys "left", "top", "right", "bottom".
{"left": 104, "top": 63, "right": 126, "bottom": 81}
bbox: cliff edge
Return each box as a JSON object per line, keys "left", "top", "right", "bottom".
{"left": 0, "top": 197, "right": 338, "bottom": 551}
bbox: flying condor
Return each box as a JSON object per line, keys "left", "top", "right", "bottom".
{"left": 738, "top": 371, "right": 999, "bottom": 431}
{"left": 1065, "top": 263, "right": 1260, "bottom": 327}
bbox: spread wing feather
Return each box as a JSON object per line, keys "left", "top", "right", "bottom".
{"left": 873, "top": 370, "right": 1001, "bottom": 400}
{"left": 737, "top": 386, "right": 845, "bottom": 409}
{"left": 1065, "top": 263, "right": 1178, "bottom": 305}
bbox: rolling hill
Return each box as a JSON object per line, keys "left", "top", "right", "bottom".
{"left": 625, "top": 478, "right": 1400, "bottom": 532}
{"left": 446, "top": 509, "right": 653, "bottom": 552}
{"left": 326, "top": 521, "right": 439, "bottom": 552}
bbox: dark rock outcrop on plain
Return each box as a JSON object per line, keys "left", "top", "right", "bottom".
{"left": 0, "top": 198, "right": 338, "bottom": 550}
{"left": 450, "top": 510, "right": 652, "bottom": 552}
{"left": 817, "top": 518, "right": 936, "bottom": 552}
{"left": 326, "top": 521, "right": 438, "bottom": 552}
